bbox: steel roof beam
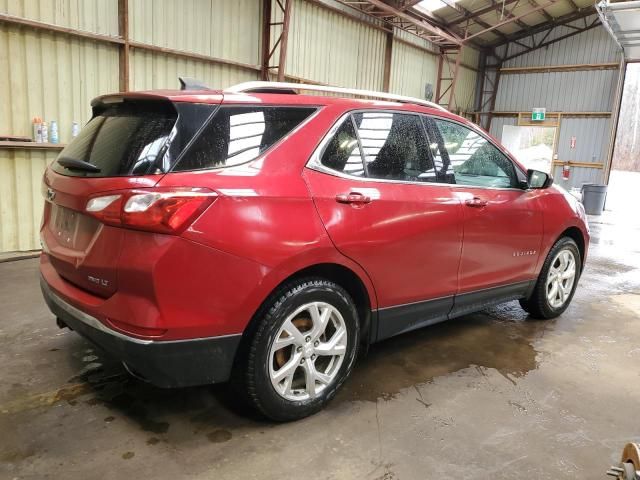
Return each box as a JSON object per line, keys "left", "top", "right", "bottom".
{"left": 447, "top": 0, "right": 520, "bottom": 26}
{"left": 463, "top": 0, "right": 558, "bottom": 43}
{"left": 438, "top": 0, "right": 510, "bottom": 41}
{"left": 489, "top": 6, "right": 596, "bottom": 47}
{"left": 338, "top": 0, "right": 463, "bottom": 45}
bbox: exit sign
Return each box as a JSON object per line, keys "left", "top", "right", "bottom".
{"left": 532, "top": 108, "right": 546, "bottom": 121}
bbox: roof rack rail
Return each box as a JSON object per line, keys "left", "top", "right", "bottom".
{"left": 223, "top": 81, "right": 447, "bottom": 111}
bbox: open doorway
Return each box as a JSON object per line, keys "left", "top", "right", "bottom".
{"left": 608, "top": 63, "right": 640, "bottom": 220}
{"left": 501, "top": 125, "right": 556, "bottom": 173}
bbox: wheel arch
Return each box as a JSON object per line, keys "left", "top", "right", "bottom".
{"left": 558, "top": 226, "right": 586, "bottom": 266}
{"left": 230, "top": 262, "right": 377, "bottom": 382}
{"left": 235, "top": 261, "right": 375, "bottom": 364}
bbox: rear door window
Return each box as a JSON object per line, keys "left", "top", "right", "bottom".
{"left": 353, "top": 112, "right": 436, "bottom": 182}
{"left": 174, "top": 106, "right": 316, "bottom": 171}
{"left": 53, "top": 101, "right": 179, "bottom": 177}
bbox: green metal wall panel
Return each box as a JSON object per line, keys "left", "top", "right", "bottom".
{"left": 454, "top": 65, "right": 478, "bottom": 113}
{"left": 129, "top": 0, "right": 261, "bottom": 66}
{"left": 389, "top": 39, "right": 437, "bottom": 99}
{"left": 286, "top": 0, "right": 386, "bottom": 90}
{"left": 0, "top": 25, "right": 119, "bottom": 143}
{"left": 0, "top": 0, "right": 118, "bottom": 35}
{"left": 0, "top": 24, "right": 118, "bottom": 252}
{"left": 130, "top": 48, "right": 258, "bottom": 91}
{"left": 0, "top": 149, "right": 55, "bottom": 253}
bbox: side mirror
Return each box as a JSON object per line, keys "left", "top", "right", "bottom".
{"left": 527, "top": 169, "right": 553, "bottom": 189}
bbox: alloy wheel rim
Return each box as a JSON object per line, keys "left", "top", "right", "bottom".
{"left": 546, "top": 249, "right": 577, "bottom": 309}
{"left": 269, "top": 302, "right": 348, "bottom": 401}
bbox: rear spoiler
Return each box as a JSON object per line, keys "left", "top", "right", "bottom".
{"left": 178, "top": 77, "right": 211, "bottom": 91}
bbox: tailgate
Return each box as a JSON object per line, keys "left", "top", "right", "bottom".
{"left": 40, "top": 96, "right": 218, "bottom": 298}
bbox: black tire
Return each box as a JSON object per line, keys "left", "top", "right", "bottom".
{"left": 520, "top": 237, "right": 582, "bottom": 319}
{"left": 239, "top": 277, "right": 360, "bottom": 422}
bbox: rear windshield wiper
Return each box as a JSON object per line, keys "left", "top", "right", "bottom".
{"left": 56, "top": 156, "right": 101, "bottom": 173}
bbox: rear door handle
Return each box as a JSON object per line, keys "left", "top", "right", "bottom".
{"left": 465, "top": 197, "right": 488, "bottom": 208}
{"left": 335, "top": 192, "right": 372, "bottom": 205}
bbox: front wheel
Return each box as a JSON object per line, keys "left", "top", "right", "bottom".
{"left": 520, "top": 237, "right": 581, "bottom": 319}
{"left": 241, "top": 278, "right": 360, "bottom": 421}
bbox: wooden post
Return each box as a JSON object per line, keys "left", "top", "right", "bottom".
{"left": 118, "top": 0, "right": 129, "bottom": 92}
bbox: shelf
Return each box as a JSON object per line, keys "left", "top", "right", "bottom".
{"left": 0, "top": 141, "right": 66, "bottom": 150}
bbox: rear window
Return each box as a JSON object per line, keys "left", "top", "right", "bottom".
{"left": 53, "top": 101, "right": 180, "bottom": 177}
{"left": 173, "top": 106, "right": 316, "bottom": 171}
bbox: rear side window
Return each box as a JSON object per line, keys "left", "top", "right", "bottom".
{"left": 174, "top": 106, "right": 316, "bottom": 171}
{"left": 53, "top": 101, "right": 178, "bottom": 177}
{"left": 320, "top": 116, "right": 365, "bottom": 177}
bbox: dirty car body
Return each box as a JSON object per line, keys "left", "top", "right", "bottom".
{"left": 39, "top": 82, "right": 589, "bottom": 420}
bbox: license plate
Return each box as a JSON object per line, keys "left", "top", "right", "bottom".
{"left": 52, "top": 206, "right": 78, "bottom": 245}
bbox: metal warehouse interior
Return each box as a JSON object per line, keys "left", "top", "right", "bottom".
{"left": 1, "top": 0, "right": 640, "bottom": 479}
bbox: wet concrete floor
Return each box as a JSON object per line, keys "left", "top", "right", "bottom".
{"left": 1, "top": 214, "right": 639, "bottom": 479}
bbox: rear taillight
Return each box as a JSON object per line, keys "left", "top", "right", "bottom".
{"left": 85, "top": 188, "right": 217, "bottom": 234}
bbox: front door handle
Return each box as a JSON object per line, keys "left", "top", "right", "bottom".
{"left": 465, "top": 197, "right": 488, "bottom": 208}
{"left": 335, "top": 192, "right": 372, "bottom": 205}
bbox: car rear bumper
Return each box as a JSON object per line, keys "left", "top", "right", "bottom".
{"left": 41, "top": 276, "right": 241, "bottom": 388}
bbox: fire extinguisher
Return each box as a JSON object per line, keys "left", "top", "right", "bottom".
{"left": 562, "top": 161, "right": 570, "bottom": 180}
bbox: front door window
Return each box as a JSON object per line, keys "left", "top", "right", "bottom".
{"left": 426, "top": 118, "right": 519, "bottom": 189}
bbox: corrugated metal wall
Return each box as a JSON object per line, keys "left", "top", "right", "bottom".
{"left": 488, "top": 16, "right": 621, "bottom": 189}
{"left": 0, "top": 150, "right": 56, "bottom": 252}
{"left": 389, "top": 33, "right": 478, "bottom": 112}
{"left": 285, "top": 0, "right": 386, "bottom": 90}
{"left": 0, "top": 0, "right": 118, "bottom": 35}
{"left": 0, "top": 0, "right": 480, "bottom": 253}
{"left": 389, "top": 39, "right": 438, "bottom": 99}
{"left": 128, "top": 0, "right": 261, "bottom": 91}
{"left": 129, "top": 50, "right": 257, "bottom": 92}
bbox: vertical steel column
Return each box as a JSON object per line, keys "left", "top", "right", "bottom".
{"left": 447, "top": 47, "right": 463, "bottom": 111}
{"left": 277, "top": 0, "right": 292, "bottom": 82}
{"left": 474, "top": 50, "right": 487, "bottom": 114}
{"left": 261, "top": 0, "right": 293, "bottom": 82}
{"left": 382, "top": 31, "right": 394, "bottom": 92}
{"left": 435, "top": 53, "right": 444, "bottom": 102}
{"left": 118, "top": 0, "right": 130, "bottom": 92}
{"left": 604, "top": 57, "right": 627, "bottom": 184}
{"left": 436, "top": 48, "right": 462, "bottom": 110}
{"left": 261, "top": 0, "right": 273, "bottom": 80}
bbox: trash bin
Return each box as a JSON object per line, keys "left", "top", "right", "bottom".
{"left": 581, "top": 183, "right": 608, "bottom": 215}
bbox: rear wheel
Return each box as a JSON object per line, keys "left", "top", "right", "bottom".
{"left": 520, "top": 237, "right": 581, "bottom": 319}
{"left": 242, "top": 278, "right": 360, "bottom": 421}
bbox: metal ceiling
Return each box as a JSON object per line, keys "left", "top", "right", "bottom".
{"left": 597, "top": 0, "right": 640, "bottom": 60}
{"left": 336, "top": 0, "right": 599, "bottom": 50}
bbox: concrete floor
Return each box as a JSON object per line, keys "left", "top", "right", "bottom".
{"left": 1, "top": 215, "right": 639, "bottom": 480}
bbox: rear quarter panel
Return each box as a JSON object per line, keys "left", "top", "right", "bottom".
{"left": 156, "top": 103, "right": 379, "bottom": 325}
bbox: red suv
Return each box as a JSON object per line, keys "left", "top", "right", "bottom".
{"left": 40, "top": 80, "right": 589, "bottom": 421}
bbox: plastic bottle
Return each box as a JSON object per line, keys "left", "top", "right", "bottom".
{"left": 50, "top": 120, "right": 59, "bottom": 144}
{"left": 33, "top": 117, "right": 42, "bottom": 143}
{"left": 71, "top": 121, "right": 80, "bottom": 138}
{"left": 41, "top": 121, "right": 48, "bottom": 143}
